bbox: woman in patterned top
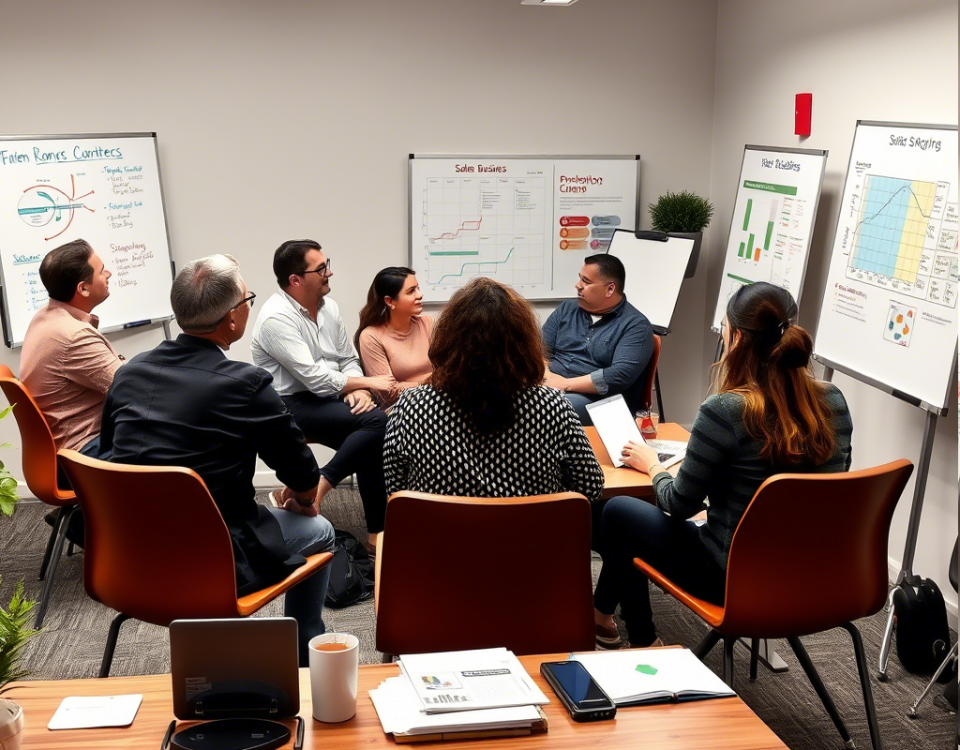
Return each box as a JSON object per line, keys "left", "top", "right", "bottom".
{"left": 595, "top": 282, "right": 853, "bottom": 648}
{"left": 383, "top": 277, "right": 604, "bottom": 503}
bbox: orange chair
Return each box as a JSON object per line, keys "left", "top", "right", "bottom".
{"left": 58, "top": 449, "right": 334, "bottom": 677}
{"left": 633, "top": 459, "right": 913, "bottom": 750}
{"left": 0, "top": 365, "right": 79, "bottom": 628}
{"left": 376, "top": 491, "right": 595, "bottom": 660}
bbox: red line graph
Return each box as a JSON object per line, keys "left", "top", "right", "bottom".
{"left": 429, "top": 216, "right": 482, "bottom": 243}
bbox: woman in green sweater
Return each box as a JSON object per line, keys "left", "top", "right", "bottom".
{"left": 594, "top": 282, "right": 853, "bottom": 649}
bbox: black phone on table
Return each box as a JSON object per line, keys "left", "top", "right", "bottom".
{"left": 540, "top": 661, "right": 616, "bottom": 722}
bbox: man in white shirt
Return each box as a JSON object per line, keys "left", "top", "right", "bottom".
{"left": 252, "top": 239, "right": 393, "bottom": 552}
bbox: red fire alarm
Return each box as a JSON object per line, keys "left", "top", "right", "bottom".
{"left": 795, "top": 93, "right": 812, "bottom": 136}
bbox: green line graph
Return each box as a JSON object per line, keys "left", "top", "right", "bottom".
{"left": 436, "top": 247, "right": 515, "bottom": 284}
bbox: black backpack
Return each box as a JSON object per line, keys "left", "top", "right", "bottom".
{"left": 892, "top": 578, "right": 951, "bottom": 675}
{"left": 323, "top": 530, "right": 375, "bottom": 608}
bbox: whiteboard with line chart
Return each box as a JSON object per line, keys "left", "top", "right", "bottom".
{"left": 409, "top": 155, "right": 639, "bottom": 302}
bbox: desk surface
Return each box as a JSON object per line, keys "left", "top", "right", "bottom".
{"left": 585, "top": 422, "right": 690, "bottom": 499}
{"left": 10, "top": 651, "right": 786, "bottom": 750}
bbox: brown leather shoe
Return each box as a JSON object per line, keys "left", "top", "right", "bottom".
{"left": 596, "top": 622, "right": 622, "bottom": 649}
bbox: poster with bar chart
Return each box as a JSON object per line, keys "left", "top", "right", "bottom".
{"left": 711, "top": 146, "right": 828, "bottom": 331}
{"left": 409, "top": 155, "right": 639, "bottom": 301}
{"left": 814, "top": 121, "right": 958, "bottom": 411}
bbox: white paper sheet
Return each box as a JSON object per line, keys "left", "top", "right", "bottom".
{"left": 48, "top": 694, "right": 143, "bottom": 730}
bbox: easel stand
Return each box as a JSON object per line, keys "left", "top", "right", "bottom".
{"left": 822, "top": 365, "right": 942, "bottom": 680}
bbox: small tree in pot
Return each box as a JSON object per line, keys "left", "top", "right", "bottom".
{"left": 648, "top": 190, "right": 714, "bottom": 278}
{"left": 0, "top": 582, "right": 38, "bottom": 750}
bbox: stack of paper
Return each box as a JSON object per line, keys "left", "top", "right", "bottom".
{"left": 370, "top": 648, "right": 549, "bottom": 742}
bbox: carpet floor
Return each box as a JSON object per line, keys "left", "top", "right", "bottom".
{"left": 0, "top": 491, "right": 955, "bottom": 750}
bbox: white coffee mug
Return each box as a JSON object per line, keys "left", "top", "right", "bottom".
{"left": 308, "top": 633, "right": 359, "bottom": 723}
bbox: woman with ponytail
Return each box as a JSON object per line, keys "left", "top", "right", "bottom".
{"left": 356, "top": 267, "right": 433, "bottom": 411}
{"left": 593, "top": 282, "right": 853, "bottom": 649}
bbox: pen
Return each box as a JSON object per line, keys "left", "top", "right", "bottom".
{"left": 294, "top": 716, "right": 305, "bottom": 750}
{"left": 124, "top": 319, "right": 152, "bottom": 329}
{"left": 160, "top": 719, "right": 175, "bottom": 750}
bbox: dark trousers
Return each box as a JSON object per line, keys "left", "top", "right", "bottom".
{"left": 282, "top": 392, "right": 388, "bottom": 534}
{"left": 594, "top": 495, "right": 725, "bottom": 646}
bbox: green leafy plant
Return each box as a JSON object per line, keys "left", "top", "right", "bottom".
{"left": 648, "top": 190, "right": 715, "bottom": 233}
{"left": 0, "top": 579, "right": 39, "bottom": 694}
{"left": 0, "top": 403, "right": 18, "bottom": 517}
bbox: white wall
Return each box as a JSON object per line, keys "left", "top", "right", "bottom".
{"left": 707, "top": 0, "right": 959, "bottom": 616}
{"left": 0, "top": 0, "right": 718, "bottom": 484}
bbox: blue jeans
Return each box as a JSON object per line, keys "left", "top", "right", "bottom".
{"left": 563, "top": 392, "right": 599, "bottom": 425}
{"left": 267, "top": 507, "right": 336, "bottom": 666}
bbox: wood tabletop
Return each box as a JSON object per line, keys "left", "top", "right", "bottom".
{"left": 8, "top": 650, "right": 786, "bottom": 750}
{"left": 585, "top": 422, "right": 690, "bottom": 499}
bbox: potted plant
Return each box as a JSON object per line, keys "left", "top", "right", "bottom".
{"left": 648, "top": 190, "right": 714, "bottom": 278}
{"left": 0, "top": 581, "right": 38, "bottom": 750}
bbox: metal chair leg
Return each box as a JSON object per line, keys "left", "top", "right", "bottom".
{"left": 843, "top": 622, "right": 883, "bottom": 750}
{"left": 909, "top": 641, "right": 958, "bottom": 718}
{"left": 38, "top": 507, "right": 66, "bottom": 581}
{"left": 787, "top": 636, "right": 854, "bottom": 748}
{"left": 694, "top": 628, "right": 722, "bottom": 659}
{"left": 654, "top": 370, "right": 665, "bottom": 422}
{"left": 66, "top": 541, "right": 75, "bottom": 557}
{"left": 877, "top": 589, "right": 896, "bottom": 681}
{"left": 34, "top": 506, "right": 77, "bottom": 629}
{"left": 99, "top": 613, "right": 131, "bottom": 678}
{"left": 723, "top": 636, "right": 735, "bottom": 689}
{"left": 749, "top": 638, "right": 760, "bottom": 681}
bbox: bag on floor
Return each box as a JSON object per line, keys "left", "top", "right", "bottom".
{"left": 324, "top": 529, "right": 375, "bottom": 609}
{"left": 892, "top": 578, "right": 951, "bottom": 674}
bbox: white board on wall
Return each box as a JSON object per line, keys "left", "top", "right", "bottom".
{"left": 409, "top": 155, "right": 639, "bottom": 302}
{"left": 813, "top": 121, "right": 958, "bottom": 412}
{"left": 711, "top": 145, "right": 827, "bottom": 331}
{"left": 0, "top": 133, "right": 174, "bottom": 347}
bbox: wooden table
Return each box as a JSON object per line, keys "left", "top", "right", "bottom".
{"left": 585, "top": 422, "right": 690, "bottom": 499}
{"left": 9, "top": 651, "right": 786, "bottom": 750}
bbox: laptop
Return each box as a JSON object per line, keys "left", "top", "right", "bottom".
{"left": 585, "top": 394, "right": 685, "bottom": 469}
{"left": 169, "top": 618, "right": 300, "bottom": 720}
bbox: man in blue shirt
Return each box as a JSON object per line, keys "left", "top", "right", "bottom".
{"left": 542, "top": 254, "right": 653, "bottom": 425}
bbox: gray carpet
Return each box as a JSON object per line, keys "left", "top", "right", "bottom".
{"left": 0, "top": 492, "right": 955, "bottom": 750}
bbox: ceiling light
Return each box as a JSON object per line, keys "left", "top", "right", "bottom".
{"left": 521, "top": 0, "right": 580, "bottom": 6}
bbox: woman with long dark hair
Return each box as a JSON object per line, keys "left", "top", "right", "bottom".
{"left": 594, "top": 282, "right": 853, "bottom": 648}
{"left": 356, "top": 267, "right": 433, "bottom": 411}
{"left": 383, "top": 276, "right": 604, "bottom": 501}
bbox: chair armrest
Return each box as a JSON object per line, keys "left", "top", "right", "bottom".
{"left": 237, "top": 552, "right": 334, "bottom": 616}
{"left": 633, "top": 557, "right": 726, "bottom": 628}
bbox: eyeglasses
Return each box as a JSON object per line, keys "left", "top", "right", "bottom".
{"left": 234, "top": 292, "right": 256, "bottom": 310}
{"left": 302, "top": 259, "right": 332, "bottom": 277}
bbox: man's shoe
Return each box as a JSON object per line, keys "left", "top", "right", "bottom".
{"left": 596, "top": 622, "right": 622, "bottom": 649}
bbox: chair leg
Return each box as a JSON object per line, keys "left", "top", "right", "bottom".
{"left": 99, "top": 613, "right": 131, "bottom": 678}
{"left": 66, "top": 541, "right": 75, "bottom": 557}
{"left": 34, "top": 506, "right": 77, "bottom": 629}
{"left": 786, "top": 636, "right": 854, "bottom": 749}
{"left": 654, "top": 370, "right": 665, "bottom": 421}
{"left": 842, "top": 622, "right": 883, "bottom": 750}
{"left": 723, "top": 636, "right": 735, "bottom": 689}
{"left": 38, "top": 507, "right": 66, "bottom": 581}
{"left": 749, "top": 638, "right": 760, "bottom": 681}
{"left": 694, "top": 629, "right": 722, "bottom": 660}
{"left": 909, "top": 642, "right": 958, "bottom": 718}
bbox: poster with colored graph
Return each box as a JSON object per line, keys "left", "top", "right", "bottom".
{"left": 409, "top": 155, "right": 639, "bottom": 302}
{"left": 711, "top": 146, "right": 828, "bottom": 331}
{"left": 814, "top": 121, "right": 958, "bottom": 411}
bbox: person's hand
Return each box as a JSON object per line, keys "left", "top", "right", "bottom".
{"left": 543, "top": 371, "right": 568, "bottom": 391}
{"left": 344, "top": 389, "right": 377, "bottom": 415}
{"left": 366, "top": 375, "right": 396, "bottom": 394}
{"left": 621, "top": 440, "right": 661, "bottom": 475}
{"left": 279, "top": 485, "right": 320, "bottom": 517}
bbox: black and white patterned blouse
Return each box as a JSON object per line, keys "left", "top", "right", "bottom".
{"left": 384, "top": 385, "right": 604, "bottom": 502}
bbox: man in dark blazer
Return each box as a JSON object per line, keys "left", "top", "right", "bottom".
{"left": 99, "top": 254, "right": 334, "bottom": 664}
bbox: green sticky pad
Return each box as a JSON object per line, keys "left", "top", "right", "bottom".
{"left": 635, "top": 664, "right": 658, "bottom": 675}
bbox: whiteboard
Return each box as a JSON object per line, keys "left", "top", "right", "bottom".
{"left": 711, "top": 146, "right": 828, "bottom": 331}
{"left": 0, "top": 133, "right": 174, "bottom": 347}
{"left": 409, "top": 155, "right": 639, "bottom": 301}
{"left": 813, "top": 121, "right": 958, "bottom": 412}
{"left": 607, "top": 229, "right": 694, "bottom": 334}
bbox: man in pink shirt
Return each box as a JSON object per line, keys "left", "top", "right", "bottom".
{"left": 20, "top": 238, "right": 124, "bottom": 456}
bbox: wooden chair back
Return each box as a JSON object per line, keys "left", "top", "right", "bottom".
{"left": 58, "top": 449, "right": 243, "bottom": 625}
{"left": 376, "top": 491, "right": 595, "bottom": 657}
{"left": 0, "top": 365, "right": 74, "bottom": 506}
{"left": 721, "top": 459, "right": 913, "bottom": 636}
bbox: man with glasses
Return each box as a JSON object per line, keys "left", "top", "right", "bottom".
{"left": 252, "top": 239, "right": 393, "bottom": 554}
{"left": 99, "top": 254, "right": 335, "bottom": 665}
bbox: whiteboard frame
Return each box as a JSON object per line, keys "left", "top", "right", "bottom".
{"left": 0, "top": 131, "right": 176, "bottom": 348}
{"left": 812, "top": 119, "right": 958, "bottom": 415}
{"left": 408, "top": 153, "right": 641, "bottom": 302}
{"left": 710, "top": 144, "right": 828, "bottom": 333}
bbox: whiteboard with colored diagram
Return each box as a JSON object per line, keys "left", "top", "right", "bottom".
{"left": 711, "top": 145, "right": 828, "bottom": 331}
{"left": 409, "top": 155, "right": 639, "bottom": 302}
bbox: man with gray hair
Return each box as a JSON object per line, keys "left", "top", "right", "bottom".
{"left": 99, "top": 254, "right": 335, "bottom": 664}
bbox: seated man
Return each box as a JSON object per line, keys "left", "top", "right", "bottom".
{"left": 21, "top": 238, "right": 123, "bottom": 455}
{"left": 252, "top": 240, "right": 392, "bottom": 555}
{"left": 542, "top": 253, "right": 653, "bottom": 425}
{"left": 99, "top": 254, "right": 334, "bottom": 665}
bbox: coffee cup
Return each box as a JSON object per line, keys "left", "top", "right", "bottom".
{"left": 307, "top": 633, "right": 359, "bottom": 723}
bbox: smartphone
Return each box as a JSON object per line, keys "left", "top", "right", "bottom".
{"left": 540, "top": 661, "right": 617, "bottom": 722}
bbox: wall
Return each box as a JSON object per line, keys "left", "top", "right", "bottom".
{"left": 708, "top": 0, "right": 959, "bottom": 615}
{"left": 0, "top": 0, "right": 718, "bottom": 485}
